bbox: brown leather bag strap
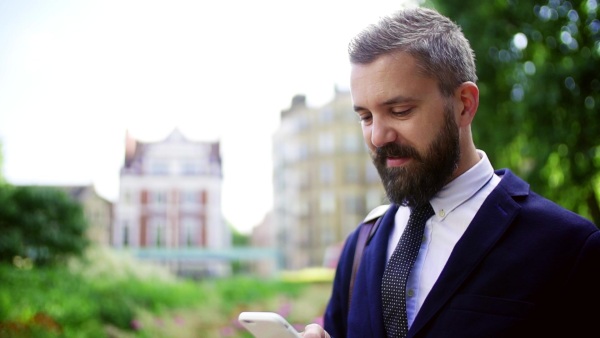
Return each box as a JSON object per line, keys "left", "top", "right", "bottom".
{"left": 348, "top": 215, "right": 384, "bottom": 308}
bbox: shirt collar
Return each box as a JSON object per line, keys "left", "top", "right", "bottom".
{"left": 430, "top": 150, "right": 494, "bottom": 220}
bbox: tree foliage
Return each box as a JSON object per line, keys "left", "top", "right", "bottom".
{"left": 0, "top": 185, "right": 89, "bottom": 266}
{"left": 0, "top": 141, "right": 4, "bottom": 184}
{"left": 426, "top": 0, "right": 600, "bottom": 225}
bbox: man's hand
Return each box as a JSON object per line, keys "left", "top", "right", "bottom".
{"left": 301, "top": 323, "right": 331, "bottom": 338}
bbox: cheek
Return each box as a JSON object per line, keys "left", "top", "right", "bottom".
{"left": 361, "top": 126, "right": 374, "bottom": 147}
{"left": 404, "top": 124, "right": 433, "bottom": 153}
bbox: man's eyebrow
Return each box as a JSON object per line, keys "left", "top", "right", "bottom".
{"left": 382, "top": 95, "right": 412, "bottom": 106}
{"left": 353, "top": 95, "right": 414, "bottom": 112}
{"left": 353, "top": 105, "right": 366, "bottom": 112}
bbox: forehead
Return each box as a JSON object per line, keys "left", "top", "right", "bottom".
{"left": 350, "top": 52, "right": 439, "bottom": 105}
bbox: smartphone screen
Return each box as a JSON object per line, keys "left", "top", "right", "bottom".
{"left": 238, "top": 311, "right": 302, "bottom": 338}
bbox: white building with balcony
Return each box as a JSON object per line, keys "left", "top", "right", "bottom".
{"left": 112, "top": 128, "right": 230, "bottom": 277}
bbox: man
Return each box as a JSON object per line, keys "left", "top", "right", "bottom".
{"left": 302, "top": 6, "right": 600, "bottom": 338}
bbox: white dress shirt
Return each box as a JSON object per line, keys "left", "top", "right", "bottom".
{"left": 386, "top": 150, "right": 501, "bottom": 327}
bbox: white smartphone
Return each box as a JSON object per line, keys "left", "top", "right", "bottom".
{"left": 238, "top": 311, "right": 302, "bottom": 338}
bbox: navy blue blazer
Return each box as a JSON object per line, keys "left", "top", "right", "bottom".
{"left": 324, "top": 169, "right": 600, "bottom": 337}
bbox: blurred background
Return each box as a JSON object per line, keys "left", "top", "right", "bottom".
{"left": 0, "top": 0, "right": 598, "bottom": 337}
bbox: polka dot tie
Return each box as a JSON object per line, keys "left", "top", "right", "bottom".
{"left": 381, "top": 203, "right": 434, "bottom": 338}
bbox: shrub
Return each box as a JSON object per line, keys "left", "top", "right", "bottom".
{"left": 0, "top": 185, "right": 89, "bottom": 266}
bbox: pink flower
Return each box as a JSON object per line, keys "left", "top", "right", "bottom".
{"left": 220, "top": 326, "right": 235, "bottom": 337}
{"left": 131, "top": 319, "right": 142, "bottom": 330}
{"left": 173, "top": 316, "right": 185, "bottom": 325}
{"left": 277, "top": 302, "right": 292, "bottom": 317}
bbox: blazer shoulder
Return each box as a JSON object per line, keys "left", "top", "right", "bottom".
{"left": 364, "top": 204, "right": 391, "bottom": 222}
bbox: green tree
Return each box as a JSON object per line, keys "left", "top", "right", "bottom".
{"left": 0, "top": 141, "right": 4, "bottom": 184}
{"left": 426, "top": 0, "right": 600, "bottom": 225}
{"left": 0, "top": 185, "right": 89, "bottom": 266}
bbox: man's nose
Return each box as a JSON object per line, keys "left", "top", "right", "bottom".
{"left": 370, "top": 117, "right": 397, "bottom": 148}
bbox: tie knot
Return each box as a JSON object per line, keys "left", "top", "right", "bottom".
{"left": 411, "top": 203, "right": 434, "bottom": 221}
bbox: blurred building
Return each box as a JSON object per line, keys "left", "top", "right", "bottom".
{"left": 272, "top": 89, "right": 386, "bottom": 269}
{"left": 57, "top": 185, "right": 113, "bottom": 246}
{"left": 112, "top": 128, "right": 230, "bottom": 276}
{"left": 249, "top": 211, "right": 278, "bottom": 277}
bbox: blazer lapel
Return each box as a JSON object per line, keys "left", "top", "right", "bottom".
{"left": 363, "top": 203, "right": 399, "bottom": 337}
{"left": 410, "top": 170, "right": 529, "bottom": 336}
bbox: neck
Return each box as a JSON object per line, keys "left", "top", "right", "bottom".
{"left": 453, "top": 144, "right": 480, "bottom": 181}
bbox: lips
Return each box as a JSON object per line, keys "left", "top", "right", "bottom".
{"left": 386, "top": 156, "right": 411, "bottom": 167}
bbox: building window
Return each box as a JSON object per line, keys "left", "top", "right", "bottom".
{"left": 294, "top": 114, "right": 309, "bottom": 132}
{"left": 318, "top": 132, "right": 335, "bottom": 154}
{"left": 284, "top": 141, "right": 300, "bottom": 163}
{"left": 299, "top": 171, "right": 309, "bottom": 189}
{"left": 154, "top": 221, "right": 165, "bottom": 247}
{"left": 153, "top": 191, "right": 167, "bottom": 205}
{"left": 320, "top": 191, "right": 336, "bottom": 214}
{"left": 343, "top": 133, "right": 361, "bottom": 153}
{"left": 299, "top": 201, "right": 309, "bottom": 217}
{"left": 182, "top": 161, "right": 199, "bottom": 175}
{"left": 322, "top": 225, "right": 334, "bottom": 245}
{"left": 182, "top": 190, "right": 197, "bottom": 205}
{"left": 123, "top": 190, "right": 132, "bottom": 205}
{"left": 320, "top": 106, "right": 334, "bottom": 123}
{"left": 344, "top": 194, "right": 364, "bottom": 214}
{"left": 151, "top": 161, "right": 169, "bottom": 175}
{"left": 320, "top": 162, "right": 334, "bottom": 185}
{"left": 156, "top": 226, "right": 163, "bottom": 247}
{"left": 344, "top": 163, "right": 360, "bottom": 183}
{"left": 181, "top": 218, "right": 198, "bottom": 246}
{"left": 299, "top": 143, "right": 309, "bottom": 160}
{"left": 150, "top": 217, "right": 167, "bottom": 247}
{"left": 366, "top": 189, "right": 386, "bottom": 211}
{"left": 366, "top": 160, "right": 380, "bottom": 183}
{"left": 122, "top": 221, "right": 129, "bottom": 247}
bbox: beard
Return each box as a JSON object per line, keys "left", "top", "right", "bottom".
{"left": 371, "top": 103, "right": 460, "bottom": 207}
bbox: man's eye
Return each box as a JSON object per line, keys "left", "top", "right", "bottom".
{"left": 358, "top": 115, "right": 372, "bottom": 124}
{"left": 392, "top": 109, "right": 412, "bottom": 116}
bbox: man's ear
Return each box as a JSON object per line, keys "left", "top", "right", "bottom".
{"left": 456, "top": 82, "right": 479, "bottom": 128}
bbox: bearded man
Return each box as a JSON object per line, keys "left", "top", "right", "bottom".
{"left": 302, "top": 6, "right": 600, "bottom": 338}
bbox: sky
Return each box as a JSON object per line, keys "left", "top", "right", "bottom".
{"left": 0, "top": 0, "right": 418, "bottom": 234}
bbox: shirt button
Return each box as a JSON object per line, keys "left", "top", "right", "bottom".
{"left": 407, "top": 289, "right": 415, "bottom": 298}
{"left": 439, "top": 209, "right": 446, "bottom": 217}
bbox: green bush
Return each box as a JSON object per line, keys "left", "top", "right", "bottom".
{"left": 0, "top": 248, "right": 210, "bottom": 336}
{"left": 0, "top": 185, "right": 89, "bottom": 266}
{"left": 0, "top": 247, "right": 331, "bottom": 337}
{"left": 0, "top": 264, "right": 105, "bottom": 337}
{"left": 210, "top": 276, "right": 304, "bottom": 313}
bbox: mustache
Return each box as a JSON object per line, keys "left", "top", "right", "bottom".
{"left": 374, "top": 143, "right": 421, "bottom": 162}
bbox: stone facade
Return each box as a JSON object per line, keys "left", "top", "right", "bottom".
{"left": 272, "top": 89, "right": 386, "bottom": 269}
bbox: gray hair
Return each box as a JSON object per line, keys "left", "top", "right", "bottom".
{"left": 348, "top": 7, "right": 477, "bottom": 97}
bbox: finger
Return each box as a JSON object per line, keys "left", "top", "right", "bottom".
{"left": 301, "top": 323, "right": 331, "bottom": 338}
